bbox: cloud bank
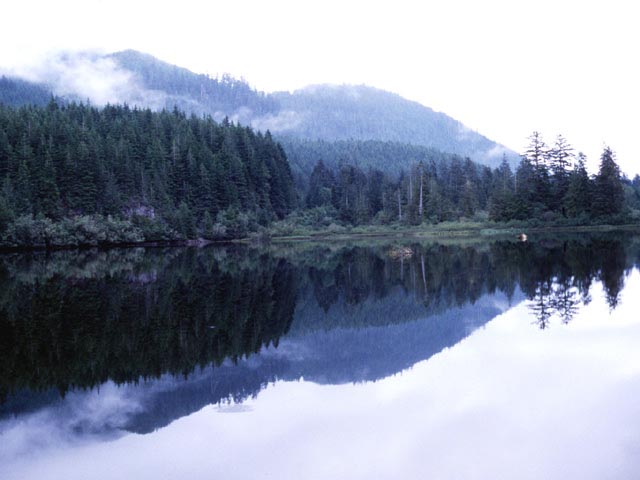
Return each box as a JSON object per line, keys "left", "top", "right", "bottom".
{"left": 2, "top": 50, "right": 169, "bottom": 109}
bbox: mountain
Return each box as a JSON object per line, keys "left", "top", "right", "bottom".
{"left": 0, "top": 75, "right": 52, "bottom": 107}
{"left": 263, "top": 84, "right": 514, "bottom": 167}
{"left": 106, "top": 49, "right": 279, "bottom": 121}
{"left": 0, "top": 50, "right": 517, "bottom": 169}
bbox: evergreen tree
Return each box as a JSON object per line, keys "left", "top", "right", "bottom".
{"left": 488, "top": 157, "right": 515, "bottom": 221}
{"left": 592, "top": 146, "right": 624, "bottom": 217}
{"left": 306, "top": 159, "right": 335, "bottom": 207}
{"left": 0, "top": 102, "right": 296, "bottom": 244}
{"left": 524, "top": 131, "right": 551, "bottom": 209}
{"left": 0, "top": 192, "right": 13, "bottom": 234}
{"left": 513, "top": 158, "right": 536, "bottom": 219}
{"left": 564, "top": 152, "right": 592, "bottom": 218}
{"left": 548, "top": 135, "right": 574, "bottom": 213}
{"left": 14, "top": 158, "right": 32, "bottom": 215}
{"left": 35, "top": 152, "right": 61, "bottom": 218}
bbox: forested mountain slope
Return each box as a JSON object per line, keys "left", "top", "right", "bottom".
{"left": 265, "top": 84, "right": 514, "bottom": 168}
{"left": 0, "top": 76, "right": 52, "bottom": 108}
{"left": 1, "top": 50, "right": 516, "bottom": 169}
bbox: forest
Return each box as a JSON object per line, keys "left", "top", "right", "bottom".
{"left": 277, "top": 132, "right": 640, "bottom": 232}
{"left": 0, "top": 101, "right": 296, "bottom": 247}
{"left": 0, "top": 98, "right": 640, "bottom": 248}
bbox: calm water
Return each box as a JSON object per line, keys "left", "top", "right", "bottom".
{"left": 1, "top": 234, "right": 640, "bottom": 479}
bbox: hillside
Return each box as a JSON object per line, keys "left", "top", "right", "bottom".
{"left": 0, "top": 76, "right": 52, "bottom": 107}
{"left": 0, "top": 50, "right": 517, "bottom": 169}
{"left": 264, "top": 84, "right": 514, "bottom": 168}
{"left": 280, "top": 137, "right": 474, "bottom": 185}
{"left": 107, "top": 49, "right": 279, "bottom": 121}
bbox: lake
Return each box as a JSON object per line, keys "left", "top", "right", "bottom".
{"left": 1, "top": 233, "right": 640, "bottom": 479}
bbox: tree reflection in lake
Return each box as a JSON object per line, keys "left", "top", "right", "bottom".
{"left": 0, "top": 248, "right": 297, "bottom": 403}
{"left": 503, "top": 237, "right": 633, "bottom": 328}
{"left": 1, "top": 233, "right": 639, "bottom": 410}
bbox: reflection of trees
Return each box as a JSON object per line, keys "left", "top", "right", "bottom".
{"left": 519, "top": 238, "right": 632, "bottom": 328}
{"left": 596, "top": 240, "right": 627, "bottom": 310}
{"left": 0, "top": 234, "right": 637, "bottom": 402}
{"left": 0, "top": 248, "right": 296, "bottom": 402}
{"left": 551, "top": 279, "right": 581, "bottom": 325}
{"left": 297, "top": 235, "right": 636, "bottom": 331}
{"left": 531, "top": 279, "right": 554, "bottom": 329}
{"left": 301, "top": 244, "right": 508, "bottom": 328}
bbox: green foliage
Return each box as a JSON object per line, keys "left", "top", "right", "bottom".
{"left": 487, "top": 135, "right": 632, "bottom": 225}
{"left": 0, "top": 193, "right": 14, "bottom": 234}
{"left": 0, "top": 102, "right": 296, "bottom": 246}
{"left": 592, "top": 146, "right": 625, "bottom": 217}
{"left": 564, "top": 153, "right": 591, "bottom": 217}
{"left": 130, "top": 215, "right": 176, "bottom": 241}
{"left": 1, "top": 214, "right": 145, "bottom": 248}
{"left": 288, "top": 133, "right": 635, "bottom": 230}
{"left": 214, "top": 207, "right": 258, "bottom": 240}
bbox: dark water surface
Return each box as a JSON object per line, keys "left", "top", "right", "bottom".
{"left": 1, "top": 234, "right": 640, "bottom": 479}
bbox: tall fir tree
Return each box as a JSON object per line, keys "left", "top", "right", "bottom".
{"left": 564, "top": 152, "right": 592, "bottom": 217}
{"left": 592, "top": 146, "right": 624, "bottom": 217}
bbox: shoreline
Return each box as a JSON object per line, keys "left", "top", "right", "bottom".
{"left": 2, "top": 223, "right": 640, "bottom": 253}
{"left": 265, "top": 223, "right": 640, "bottom": 243}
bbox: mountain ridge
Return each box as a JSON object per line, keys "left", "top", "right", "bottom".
{"left": 0, "top": 49, "right": 518, "bottom": 168}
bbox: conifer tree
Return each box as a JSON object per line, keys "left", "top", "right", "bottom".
{"left": 524, "top": 131, "right": 551, "bottom": 209}
{"left": 548, "top": 134, "right": 574, "bottom": 213}
{"left": 592, "top": 146, "right": 624, "bottom": 217}
{"left": 564, "top": 152, "right": 592, "bottom": 217}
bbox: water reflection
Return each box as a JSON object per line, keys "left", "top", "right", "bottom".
{"left": 515, "top": 238, "right": 631, "bottom": 328}
{"left": 2, "top": 233, "right": 640, "bottom": 479}
{"left": 1, "top": 234, "right": 640, "bottom": 424}
{"left": 3, "top": 273, "right": 640, "bottom": 480}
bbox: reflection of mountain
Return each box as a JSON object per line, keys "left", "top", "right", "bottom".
{"left": 2, "top": 233, "right": 639, "bottom": 436}
{"left": 129, "top": 294, "right": 511, "bottom": 433}
{"left": 3, "top": 288, "right": 513, "bottom": 435}
{"left": 283, "top": 289, "right": 516, "bottom": 385}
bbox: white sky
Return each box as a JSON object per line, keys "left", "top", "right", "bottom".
{"left": 1, "top": 0, "right": 639, "bottom": 176}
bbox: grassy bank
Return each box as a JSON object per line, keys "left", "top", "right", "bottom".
{"left": 265, "top": 221, "right": 640, "bottom": 243}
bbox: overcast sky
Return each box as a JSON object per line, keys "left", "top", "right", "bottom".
{"left": 1, "top": 0, "right": 638, "bottom": 175}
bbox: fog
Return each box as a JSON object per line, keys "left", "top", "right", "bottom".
{"left": 1, "top": 50, "right": 169, "bottom": 109}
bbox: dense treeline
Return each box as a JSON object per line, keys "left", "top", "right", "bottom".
{"left": 488, "top": 132, "right": 637, "bottom": 223}
{"left": 1, "top": 95, "right": 639, "bottom": 248}
{"left": 0, "top": 101, "right": 296, "bottom": 246}
{"left": 278, "top": 136, "right": 486, "bottom": 190}
{"left": 1, "top": 51, "right": 514, "bottom": 168}
{"left": 301, "top": 155, "right": 490, "bottom": 225}
{"left": 287, "top": 132, "right": 640, "bottom": 229}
